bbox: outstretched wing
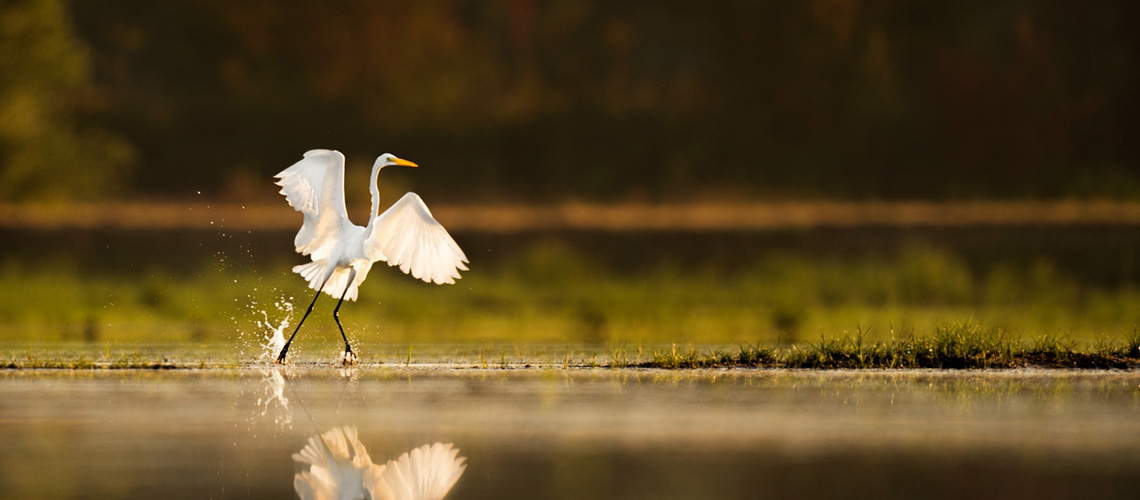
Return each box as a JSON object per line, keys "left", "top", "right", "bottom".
{"left": 364, "top": 192, "right": 468, "bottom": 285}
{"left": 364, "top": 443, "right": 467, "bottom": 500}
{"left": 292, "top": 426, "right": 373, "bottom": 500}
{"left": 275, "top": 150, "right": 350, "bottom": 261}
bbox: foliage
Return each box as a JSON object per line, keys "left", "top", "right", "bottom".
{"left": 0, "top": 0, "right": 132, "bottom": 200}
{"left": 24, "top": 1, "right": 1134, "bottom": 201}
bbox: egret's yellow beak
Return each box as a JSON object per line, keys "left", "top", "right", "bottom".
{"left": 392, "top": 157, "right": 418, "bottom": 167}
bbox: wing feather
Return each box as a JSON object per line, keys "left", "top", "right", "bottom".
{"left": 364, "top": 192, "right": 468, "bottom": 285}
{"left": 292, "top": 426, "right": 372, "bottom": 500}
{"left": 275, "top": 150, "right": 350, "bottom": 261}
{"left": 364, "top": 443, "right": 467, "bottom": 500}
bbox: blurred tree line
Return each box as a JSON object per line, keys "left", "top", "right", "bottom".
{"left": 2, "top": 0, "right": 1138, "bottom": 201}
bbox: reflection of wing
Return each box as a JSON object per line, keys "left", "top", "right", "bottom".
{"left": 293, "top": 426, "right": 373, "bottom": 500}
{"left": 365, "top": 443, "right": 467, "bottom": 500}
{"left": 275, "top": 149, "right": 350, "bottom": 261}
{"left": 364, "top": 192, "right": 468, "bottom": 284}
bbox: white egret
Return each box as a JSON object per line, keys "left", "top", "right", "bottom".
{"left": 274, "top": 150, "right": 468, "bottom": 364}
{"left": 293, "top": 426, "right": 467, "bottom": 500}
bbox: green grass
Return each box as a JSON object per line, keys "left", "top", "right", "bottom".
{"left": 3, "top": 242, "right": 1140, "bottom": 347}
{"left": 3, "top": 346, "right": 218, "bottom": 369}
{"left": 630, "top": 323, "right": 1140, "bottom": 370}
{"left": 4, "top": 324, "right": 1139, "bottom": 369}
{"left": 635, "top": 343, "right": 777, "bottom": 369}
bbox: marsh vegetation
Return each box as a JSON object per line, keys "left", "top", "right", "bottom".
{"left": 4, "top": 225, "right": 1140, "bottom": 356}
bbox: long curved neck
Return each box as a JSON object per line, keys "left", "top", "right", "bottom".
{"left": 364, "top": 163, "right": 384, "bottom": 234}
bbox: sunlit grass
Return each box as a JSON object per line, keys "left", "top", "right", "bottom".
{"left": 631, "top": 323, "right": 1140, "bottom": 370}
{"left": 2, "top": 243, "right": 1140, "bottom": 347}
{"left": 4, "top": 324, "right": 1138, "bottom": 369}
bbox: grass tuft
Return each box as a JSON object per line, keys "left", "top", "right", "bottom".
{"left": 633, "top": 322, "right": 1140, "bottom": 370}
{"left": 630, "top": 343, "right": 776, "bottom": 369}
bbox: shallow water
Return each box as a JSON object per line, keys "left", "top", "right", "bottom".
{"left": 2, "top": 368, "right": 1139, "bottom": 500}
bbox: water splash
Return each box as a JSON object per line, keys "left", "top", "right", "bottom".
{"left": 257, "top": 307, "right": 291, "bottom": 364}
{"left": 235, "top": 295, "right": 294, "bottom": 364}
{"left": 253, "top": 301, "right": 295, "bottom": 427}
{"left": 337, "top": 349, "right": 358, "bottom": 367}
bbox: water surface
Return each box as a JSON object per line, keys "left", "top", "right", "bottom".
{"left": 2, "top": 369, "right": 1139, "bottom": 499}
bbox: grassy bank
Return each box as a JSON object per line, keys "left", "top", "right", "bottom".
{"left": 4, "top": 323, "right": 1140, "bottom": 370}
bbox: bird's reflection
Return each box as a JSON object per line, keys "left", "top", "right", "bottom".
{"left": 293, "top": 426, "right": 466, "bottom": 500}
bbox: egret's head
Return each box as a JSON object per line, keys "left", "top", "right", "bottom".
{"left": 376, "top": 153, "right": 418, "bottom": 168}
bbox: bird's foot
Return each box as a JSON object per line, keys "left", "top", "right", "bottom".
{"left": 339, "top": 348, "right": 357, "bottom": 366}
{"left": 275, "top": 346, "right": 290, "bottom": 365}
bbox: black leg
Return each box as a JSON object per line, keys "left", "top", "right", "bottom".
{"left": 333, "top": 269, "right": 358, "bottom": 362}
{"left": 276, "top": 279, "right": 326, "bottom": 364}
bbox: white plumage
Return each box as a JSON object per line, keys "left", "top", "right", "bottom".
{"left": 365, "top": 193, "right": 468, "bottom": 286}
{"left": 275, "top": 149, "right": 468, "bottom": 301}
{"left": 365, "top": 443, "right": 468, "bottom": 500}
{"left": 293, "top": 426, "right": 467, "bottom": 500}
{"left": 273, "top": 149, "right": 468, "bottom": 364}
{"left": 276, "top": 149, "right": 352, "bottom": 264}
{"left": 293, "top": 426, "right": 374, "bottom": 500}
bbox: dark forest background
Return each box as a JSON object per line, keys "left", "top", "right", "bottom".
{"left": 2, "top": 0, "right": 1138, "bottom": 202}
